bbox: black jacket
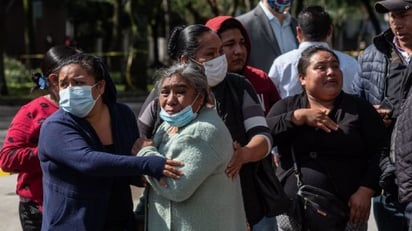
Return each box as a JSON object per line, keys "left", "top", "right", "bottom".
{"left": 267, "top": 92, "right": 385, "bottom": 203}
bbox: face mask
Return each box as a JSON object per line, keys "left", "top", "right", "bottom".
{"left": 59, "top": 83, "right": 100, "bottom": 118}
{"left": 159, "top": 94, "right": 200, "bottom": 127}
{"left": 203, "top": 54, "right": 228, "bottom": 87}
{"left": 267, "top": 0, "right": 291, "bottom": 14}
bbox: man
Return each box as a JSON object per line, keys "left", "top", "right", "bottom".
{"left": 352, "top": 0, "right": 412, "bottom": 230}
{"left": 205, "top": 16, "right": 281, "bottom": 115}
{"left": 237, "top": 0, "right": 298, "bottom": 73}
{"left": 268, "top": 5, "right": 358, "bottom": 98}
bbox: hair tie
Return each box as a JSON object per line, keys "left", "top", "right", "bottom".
{"left": 32, "top": 73, "right": 48, "bottom": 90}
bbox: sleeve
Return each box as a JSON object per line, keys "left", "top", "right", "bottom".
{"left": 0, "top": 105, "right": 40, "bottom": 173}
{"left": 242, "top": 79, "right": 273, "bottom": 154}
{"left": 357, "top": 98, "right": 386, "bottom": 190}
{"left": 352, "top": 55, "right": 365, "bottom": 98}
{"left": 266, "top": 98, "right": 299, "bottom": 146}
{"left": 38, "top": 118, "right": 166, "bottom": 179}
{"left": 138, "top": 90, "right": 159, "bottom": 138}
{"left": 263, "top": 71, "right": 281, "bottom": 113}
{"left": 268, "top": 59, "right": 281, "bottom": 92}
{"left": 139, "top": 135, "right": 225, "bottom": 202}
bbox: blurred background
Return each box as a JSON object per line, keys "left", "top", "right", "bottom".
{"left": 0, "top": 0, "right": 389, "bottom": 100}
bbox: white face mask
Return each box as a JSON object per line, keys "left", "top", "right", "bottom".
{"left": 203, "top": 54, "right": 228, "bottom": 87}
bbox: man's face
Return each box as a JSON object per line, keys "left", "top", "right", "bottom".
{"left": 220, "top": 28, "right": 247, "bottom": 73}
{"left": 388, "top": 9, "right": 412, "bottom": 50}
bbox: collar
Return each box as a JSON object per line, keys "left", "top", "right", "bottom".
{"left": 299, "top": 41, "right": 330, "bottom": 51}
{"left": 392, "top": 36, "right": 411, "bottom": 63}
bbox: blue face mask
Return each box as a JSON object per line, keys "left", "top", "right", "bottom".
{"left": 267, "top": 0, "right": 291, "bottom": 14}
{"left": 159, "top": 94, "right": 200, "bottom": 128}
{"left": 59, "top": 83, "right": 100, "bottom": 118}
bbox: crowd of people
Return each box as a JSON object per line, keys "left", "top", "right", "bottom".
{"left": 1, "top": 0, "right": 412, "bottom": 231}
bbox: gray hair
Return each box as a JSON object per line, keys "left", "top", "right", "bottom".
{"left": 155, "top": 63, "right": 209, "bottom": 105}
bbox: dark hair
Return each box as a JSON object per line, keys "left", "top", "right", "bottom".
{"left": 54, "top": 53, "right": 118, "bottom": 105}
{"left": 297, "top": 5, "right": 331, "bottom": 41}
{"left": 297, "top": 45, "right": 340, "bottom": 75}
{"left": 167, "top": 24, "right": 212, "bottom": 61}
{"left": 155, "top": 63, "right": 209, "bottom": 105}
{"left": 31, "top": 45, "right": 81, "bottom": 91}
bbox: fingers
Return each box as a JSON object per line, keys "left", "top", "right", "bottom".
{"left": 165, "top": 159, "right": 184, "bottom": 167}
{"left": 163, "top": 167, "right": 182, "bottom": 179}
{"left": 225, "top": 164, "right": 240, "bottom": 180}
{"left": 163, "top": 159, "right": 184, "bottom": 179}
{"left": 315, "top": 117, "right": 338, "bottom": 132}
{"left": 159, "top": 178, "right": 168, "bottom": 187}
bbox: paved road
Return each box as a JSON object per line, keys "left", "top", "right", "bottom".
{"left": 0, "top": 99, "right": 378, "bottom": 230}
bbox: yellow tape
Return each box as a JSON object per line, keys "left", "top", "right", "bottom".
{"left": 0, "top": 168, "right": 10, "bottom": 176}
{"left": 18, "top": 49, "right": 148, "bottom": 60}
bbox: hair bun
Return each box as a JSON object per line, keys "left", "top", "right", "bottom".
{"left": 167, "top": 25, "right": 186, "bottom": 60}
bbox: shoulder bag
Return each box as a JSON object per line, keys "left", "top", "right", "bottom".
{"left": 290, "top": 147, "right": 349, "bottom": 231}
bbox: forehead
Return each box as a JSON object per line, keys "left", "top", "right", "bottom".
{"left": 197, "top": 32, "right": 221, "bottom": 50}
{"left": 309, "top": 50, "right": 338, "bottom": 63}
{"left": 220, "top": 28, "right": 244, "bottom": 40}
{"left": 58, "top": 63, "right": 93, "bottom": 80}
{"left": 161, "top": 74, "right": 190, "bottom": 88}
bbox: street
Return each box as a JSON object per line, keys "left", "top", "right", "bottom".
{"left": 0, "top": 100, "right": 378, "bottom": 230}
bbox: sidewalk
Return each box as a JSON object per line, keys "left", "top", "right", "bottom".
{"left": 0, "top": 174, "right": 20, "bottom": 231}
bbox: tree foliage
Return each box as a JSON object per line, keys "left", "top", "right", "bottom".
{"left": 1, "top": 0, "right": 385, "bottom": 95}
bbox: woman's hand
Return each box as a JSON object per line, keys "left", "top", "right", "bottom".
{"left": 163, "top": 158, "right": 184, "bottom": 179}
{"left": 347, "top": 186, "right": 374, "bottom": 225}
{"left": 373, "top": 104, "right": 392, "bottom": 128}
{"left": 292, "top": 108, "right": 338, "bottom": 132}
{"left": 132, "top": 137, "right": 155, "bottom": 155}
{"left": 225, "top": 142, "right": 247, "bottom": 179}
{"left": 159, "top": 158, "right": 184, "bottom": 187}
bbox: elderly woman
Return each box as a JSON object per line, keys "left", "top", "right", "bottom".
{"left": 266, "top": 46, "right": 386, "bottom": 231}
{"left": 38, "top": 53, "right": 183, "bottom": 231}
{"left": 133, "top": 63, "right": 247, "bottom": 231}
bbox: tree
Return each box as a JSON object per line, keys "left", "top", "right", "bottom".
{"left": 0, "top": 0, "right": 10, "bottom": 96}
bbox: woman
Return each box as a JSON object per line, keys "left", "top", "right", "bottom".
{"left": 133, "top": 63, "right": 247, "bottom": 230}
{"left": 266, "top": 46, "right": 386, "bottom": 231}
{"left": 0, "top": 45, "right": 80, "bottom": 231}
{"left": 137, "top": 24, "right": 282, "bottom": 230}
{"left": 37, "top": 53, "right": 183, "bottom": 231}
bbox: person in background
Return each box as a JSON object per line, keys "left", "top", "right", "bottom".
{"left": 0, "top": 45, "right": 80, "bottom": 231}
{"left": 133, "top": 63, "right": 247, "bottom": 231}
{"left": 352, "top": 0, "right": 412, "bottom": 230}
{"left": 137, "top": 24, "right": 285, "bottom": 230}
{"left": 37, "top": 53, "right": 183, "bottom": 230}
{"left": 237, "top": 0, "right": 298, "bottom": 73}
{"left": 268, "top": 5, "right": 358, "bottom": 98}
{"left": 205, "top": 15, "right": 281, "bottom": 114}
{"left": 267, "top": 46, "right": 386, "bottom": 231}
{"left": 392, "top": 60, "right": 412, "bottom": 231}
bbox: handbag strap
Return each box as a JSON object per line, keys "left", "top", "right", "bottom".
{"left": 291, "top": 146, "right": 303, "bottom": 187}
{"left": 291, "top": 146, "right": 342, "bottom": 196}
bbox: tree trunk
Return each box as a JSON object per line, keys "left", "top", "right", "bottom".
{"left": 0, "top": 0, "right": 9, "bottom": 96}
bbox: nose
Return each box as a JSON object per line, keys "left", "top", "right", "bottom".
{"left": 165, "top": 92, "right": 178, "bottom": 104}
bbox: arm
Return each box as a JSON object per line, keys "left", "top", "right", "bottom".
{"left": 139, "top": 134, "right": 226, "bottom": 202}
{"left": 0, "top": 104, "right": 46, "bottom": 173}
{"left": 38, "top": 116, "right": 166, "bottom": 179}
{"left": 348, "top": 98, "right": 386, "bottom": 224}
{"left": 225, "top": 83, "right": 272, "bottom": 178}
